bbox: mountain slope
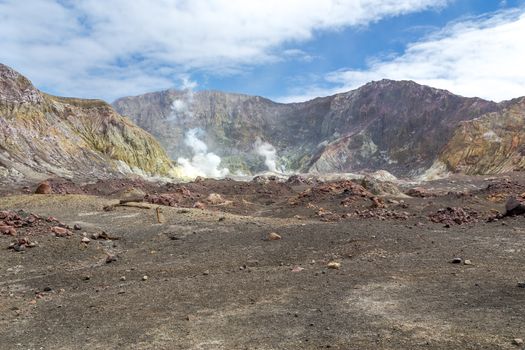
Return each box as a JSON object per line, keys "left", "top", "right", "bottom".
{"left": 0, "top": 63, "right": 178, "bottom": 184}
{"left": 113, "top": 80, "right": 500, "bottom": 177}
{"left": 436, "top": 97, "right": 525, "bottom": 175}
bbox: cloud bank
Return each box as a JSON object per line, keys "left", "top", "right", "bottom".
{"left": 0, "top": 0, "right": 449, "bottom": 100}
{"left": 283, "top": 9, "right": 525, "bottom": 102}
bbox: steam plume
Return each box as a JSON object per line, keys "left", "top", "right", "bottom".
{"left": 254, "top": 139, "right": 279, "bottom": 173}
{"left": 177, "top": 129, "right": 229, "bottom": 179}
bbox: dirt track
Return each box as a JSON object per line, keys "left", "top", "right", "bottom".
{"left": 1, "top": 176, "right": 525, "bottom": 349}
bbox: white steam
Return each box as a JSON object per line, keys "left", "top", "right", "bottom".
{"left": 254, "top": 139, "right": 280, "bottom": 173}
{"left": 177, "top": 129, "right": 229, "bottom": 179}
{"left": 168, "top": 76, "right": 197, "bottom": 122}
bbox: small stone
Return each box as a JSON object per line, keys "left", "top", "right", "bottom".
{"left": 105, "top": 255, "right": 117, "bottom": 263}
{"left": 451, "top": 257, "right": 462, "bottom": 264}
{"left": 81, "top": 237, "right": 90, "bottom": 244}
{"left": 464, "top": 259, "right": 472, "bottom": 265}
{"left": 120, "top": 276, "right": 126, "bottom": 281}
{"left": 517, "top": 282, "right": 525, "bottom": 288}
{"left": 513, "top": 338, "right": 524, "bottom": 346}
{"left": 267, "top": 232, "right": 282, "bottom": 241}
{"left": 43, "top": 287, "right": 52, "bottom": 292}
{"left": 51, "top": 226, "right": 72, "bottom": 237}
{"left": 14, "top": 244, "right": 26, "bottom": 252}
{"left": 327, "top": 261, "right": 341, "bottom": 269}
{"left": 193, "top": 201, "right": 205, "bottom": 209}
{"left": 82, "top": 275, "right": 91, "bottom": 281}
{"left": 142, "top": 275, "right": 148, "bottom": 281}
{"left": 203, "top": 270, "right": 210, "bottom": 276}
{"left": 73, "top": 224, "right": 82, "bottom": 230}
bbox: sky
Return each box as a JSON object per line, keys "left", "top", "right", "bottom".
{"left": 0, "top": 0, "right": 524, "bottom": 103}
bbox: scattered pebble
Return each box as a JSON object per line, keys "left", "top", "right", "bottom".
{"left": 513, "top": 338, "right": 524, "bottom": 346}
{"left": 451, "top": 258, "right": 462, "bottom": 264}
{"left": 51, "top": 226, "right": 72, "bottom": 237}
{"left": 142, "top": 275, "right": 148, "bottom": 281}
{"left": 73, "top": 224, "right": 82, "bottom": 230}
{"left": 120, "top": 276, "right": 126, "bottom": 281}
{"left": 327, "top": 261, "right": 341, "bottom": 269}
{"left": 203, "top": 270, "right": 210, "bottom": 276}
{"left": 105, "top": 255, "right": 117, "bottom": 263}
{"left": 267, "top": 232, "right": 282, "bottom": 241}
{"left": 464, "top": 259, "right": 472, "bottom": 265}
{"left": 81, "top": 237, "right": 90, "bottom": 244}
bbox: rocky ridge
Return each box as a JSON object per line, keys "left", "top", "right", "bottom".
{"left": 0, "top": 64, "right": 179, "bottom": 184}
{"left": 113, "top": 80, "right": 505, "bottom": 178}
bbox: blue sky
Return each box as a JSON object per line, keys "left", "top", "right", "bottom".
{"left": 0, "top": 0, "right": 524, "bottom": 102}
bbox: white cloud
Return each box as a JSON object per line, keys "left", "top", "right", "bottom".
{"left": 0, "top": 0, "right": 449, "bottom": 101}
{"left": 284, "top": 8, "right": 525, "bottom": 102}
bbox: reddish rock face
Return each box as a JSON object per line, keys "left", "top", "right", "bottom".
{"left": 35, "top": 181, "right": 52, "bottom": 194}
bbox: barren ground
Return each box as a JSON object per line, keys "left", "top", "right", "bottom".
{"left": 1, "top": 174, "right": 525, "bottom": 349}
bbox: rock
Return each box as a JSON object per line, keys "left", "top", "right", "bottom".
{"left": 193, "top": 201, "right": 205, "bottom": 209}
{"left": 51, "top": 226, "right": 72, "bottom": 237}
{"left": 142, "top": 275, "right": 148, "bottom": 281}
{"left": 35, "top": 181, "right": 52, "bottom": 194}
{"left": 360, "top": 175, "right": 403, "bottom": 197}
{"left": 505, "top": 197, "right": 525, "bottom": 216}
{"left": 451, "top": 257, "right": 462, "bottom": 264}
{"left": 267, "top": 232, "right": 282, "bottom": 241}
{"left": 406, "top": 187, "right": 434, "bottom": 198}
{"left": 327, "top": 261, "right": 341, "bottom": 269}
{"left": 120, "top": 276, "right": 126, "bottom": 281}
{"left": 291, "top": 266, "right": 304, "bottom": 273}
{"left": 91, "top": 231, "right": 119, "bottom": 240}
{"left": 517, "top": 282, "right": 525, "bottom": 288}
{"left": 207, "top": 193, "right": 225, "bottom": 205}
{"left": 155, "top": 207, "right": 165, "bottom": 223}
{"left": 73, "top": 224, "right": 82, "bottom": 230}
{"left": 0, "top": 225, "right": 16, "bottom": 236}
{"left": 81, "top": 237, "right": 90, "bottom": 244}
{"left": 13, "top": 244, "right": 25, "bottom": 252}
{"left": 105, "top": 255, "right": 118, "bottom": 263}
{"left": 464, "top": 259, "right": 472, "bottom": 265}
{"left": 512, "top": 338, "right": 524, "bottom": 346}
{"left": 203, "top": 270, "right": 210, "bottom": 276}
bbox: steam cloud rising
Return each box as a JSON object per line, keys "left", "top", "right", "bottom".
{"left": 177, "top": 129, "right": 229, "bottom": 179}
{"left": 254, "top": 139, "right": 279, "bottom": 173}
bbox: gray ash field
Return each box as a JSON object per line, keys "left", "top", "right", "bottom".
{"left": 1, "top": 174, "right": 525, "bottom": 349}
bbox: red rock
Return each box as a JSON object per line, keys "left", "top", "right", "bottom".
{"left": 35, "top": 181, "right": 52, "bottom": 194}
{"left": 0, "top": 225, "right": 16, "bottom": 236}
{"left": 51, "top": 226, "right": 72, "bottom": 237}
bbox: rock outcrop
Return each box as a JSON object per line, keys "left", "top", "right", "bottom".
{"left": 437, "top": 97, "right": 525, "bottom": 175}
{"left": 0, "top": 63, "right": 178, "bottom": 184}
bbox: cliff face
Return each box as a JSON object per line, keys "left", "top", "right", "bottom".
{"left": 437, "top": 97, "right": 525, "bottom": 175}
{"left": 0, "top": 64, "right": 177, "bottom": 183}
{"left": 113, "top": 80, "right": 500, "bottom": 177}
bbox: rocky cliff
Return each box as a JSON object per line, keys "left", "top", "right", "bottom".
{"left": 0, "top": 64, "right": 178, "bottom": 184}
{"left": 436, "top": 97, "right": 525, "bottom": 175}
{"left": 113, "top": 80, "right": 500, "bottom": 177}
